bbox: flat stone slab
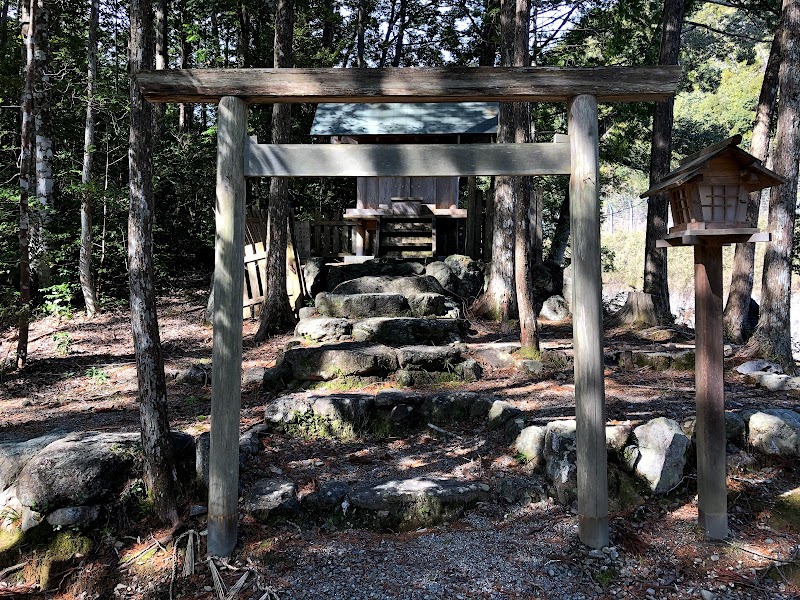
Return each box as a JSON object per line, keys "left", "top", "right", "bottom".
{"left": 295, "top": 317, "right": 352, "bottom": 342}
{"left": 282, "top": 343, "right": 399, "bottom": 381}
{"left": 326, "top": 261, "right": 425, "bottom": 291}
{"left": 395, "top": 345, "right": 463, "bottom": 370}
{"left": 332, "top": 275, "right": 445, "bottom": 297}
{"left": 350, "top": 477, "right": 490, "bottom": 511}
{"left": 352, "top": 317, "right": 466, "bottom": 345}
{"left": 244, "top": 479, "right": 298, "bottom": 521}
{"left": 315, "top": 292, "right": 412, "bottom": 319}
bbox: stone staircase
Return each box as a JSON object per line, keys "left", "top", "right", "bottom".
{"left": 278, "top": 257, "right": 482, "bottom": 386}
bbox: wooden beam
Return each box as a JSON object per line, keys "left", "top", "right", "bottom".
{"left": 694, "top": 242, "right": 728, "bottom": 541}
{"left": 245, "top": 141, "right": 571, "bottom": 177}
{"left": 208, "top": 96, "right": 247, "bottom": 557}
{"left": 137, "top": 66, "right": 681, "bottom": 104}
{"left": 569, "top": 94, "right": 609, "bottom": 550}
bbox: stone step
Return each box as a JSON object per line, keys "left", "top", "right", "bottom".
{"left": 352, "top": 317, "right": 466, "bottom": 345}
{"left": 331, "top": 275, "right": 446, "bottom": 297}
{"left": 279, "top": 342, "right": 474, "bottom": 382}
{"left": 324, "top": 259, "right": 425, "bottom": 292}
{"left": 243, "top": 475, "right": 492, "bottom": 530}
{"left": 315, "top": 292, "right": 451, "bottom": 319}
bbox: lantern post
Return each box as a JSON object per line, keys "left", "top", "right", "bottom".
{"left": 641, "top": 135, "right": 784, "bottom": 540}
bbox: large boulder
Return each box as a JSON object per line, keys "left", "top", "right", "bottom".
{"left": 295, "top": 317, "right": 352, "bottom": 342}
{"left": 513, "top": 425, "right": 546, "bottom": 469}
{"left": 352, "top": 317, "right": 465, "bottom": 345}
{"left": 539, "top": 295, "right": 570, "bottom": 321}
{"left": 543, "top": 420, "right": 578, "bottom": 505}
{"left": 631, "top": 418, "right": 691, "bottom": 493}
{"left": 408, "top": 293, "right": 449, "bottom": 317}
{"left": 281, "top": 343, "right": 399, "bottom": 381}
{"left": 0, "top": 431, "right": 66, "bottom": 491}
{"left": 747, "top": 409, "right": 800, "bottom": 456}
{"left": 15, "top": 432, "right": 141, "bottom": 510}
{"left": 325, "top": 260, "right": 425, "bottom": 291}
{"left": 443, "top": 255, "right": 484, "bottom": 300}
{"left": 244, "top": 479, "right": 298, "bottom": 522}
{"left": 736, "top": 359, "right": 783, "bottom": 375}
{"left": 348, "top": 477, "right": 490, "bottom": 530}
{"left": 315, "top": 292, "right": 411, "bottom": 319}
{"left": 264, "top": 393, "right": 315, "bottom": 423}
{"left": 425, "top": 262, "right": 456, "bottom": 292}
{"left": 311, "top": 393, "right": 375, "bottom": 425}
{"left": 419, "top": 391, "right": 494, "bottom": 424}
{"left": 487, "top": 400, "right": 521, "bottom": 430}
{"left": 303, "top": 257, "right": 327, "bottom": 297}
{"left": 332, "top": 275, "right": 445, "bottom": 297}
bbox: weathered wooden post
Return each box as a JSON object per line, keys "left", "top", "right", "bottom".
{"left": 208, "top": 96, "right": 247, "bottom": 556}
{"left": 569, "top": 94, "right": 610, "bottom": 549}
{"left": 642, "top": 135, "right": 783, "bottom": 540}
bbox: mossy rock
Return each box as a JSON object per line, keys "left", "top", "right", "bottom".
{"left": 608, "top": 464, "right": 645, "bottom": 513}
{"left": 770, "top": 487, "right": 800, "bottom": 532}
{"left": 671, "top": 350, "right": 695, "bottom": 371}
{"left": 30, "top": 531, "right": 92, "bottom": 590}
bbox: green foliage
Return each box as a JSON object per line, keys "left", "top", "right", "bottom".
{"left": 52, "top": 331, "right": 72, "bottom": 357}
{"left": 40, "top": 283, "right": 76, "bottom": 319}
{"left": 85, "top": 366, "right": 110, "bottom": 384}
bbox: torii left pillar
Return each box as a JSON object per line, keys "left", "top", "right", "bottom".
{"left": 208, "top": 96, "right": 247, "bottom": 556}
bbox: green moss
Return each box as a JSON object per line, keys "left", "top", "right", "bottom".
{"left": 37, "top": 531, "right": 92, "bottom": 589}
{"left": 595, "top": 567, "right": 618, "bottom": 588}
{"left": 517, "top": 347, "right": 542, "bottom": 361}
{"left": 311, "top": 376, "right": 370, "bottom": 392}
{"left": 0, "top": 528, "right": 23, "bottom": 555}
{"left": 285, "top": 411, "right": 358, "bottom": 441}
{"left": 771, "top": 487, "right": 800, "bottom": 532}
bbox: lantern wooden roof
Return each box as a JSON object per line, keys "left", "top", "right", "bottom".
{"left": 641, "top": 134, "right": 785, "bottom": 199}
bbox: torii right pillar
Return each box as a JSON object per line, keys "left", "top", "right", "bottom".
{"left": 569, "top": 94, "right": 610, "bottom": 549}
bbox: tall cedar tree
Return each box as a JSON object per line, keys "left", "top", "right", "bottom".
{"left": 511, "top": 0, "right": 539, "bottom": 350}
{"left": 723, "top": 26, "right": 782, "bottom": 342}
{"left": 642, "top": 0, "right": 685, "bottom": 324}
{"left": 474, "top": 0, "right": 517, "bottom": 324}
{"left": 255, "top": 0, "right": 295, "bottom": 340}
{"left": 32, "top": 0, "right": 53, "bottom": 287}
{"left": 743, "top": 0, "right": 800, "bottom": 371}
{"left": 80, "top": 0, "right": 99, "bottom": 317}
{"left": 128, "top": 0, "right": 180, "bottom": 524}
{"left": 17, "top": 0, "right": 35, "bottom": 368}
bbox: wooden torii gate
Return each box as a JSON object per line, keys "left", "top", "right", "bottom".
{"left": 139, "top": 66, "right": 681, "bottom": 556}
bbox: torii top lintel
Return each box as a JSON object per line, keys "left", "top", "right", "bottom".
{"left": 137, "top": 66, "right": 681, "bottom": 105}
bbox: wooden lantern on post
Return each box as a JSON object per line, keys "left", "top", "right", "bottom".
{"left": 641, "top": 135, "right": 784, "bottom": 541}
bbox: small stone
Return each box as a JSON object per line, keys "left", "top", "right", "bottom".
{"left": 710, "top": 554, "right": 719, "bottom": 561}
{"left": 646, "top": 588, "right": 655, "bottom": 596}
{"left": 189, "top": 505, "right": 207, "bottom": 517}
{"left": 765, "top": 537, "right": 774, "bottom": 544}
{"left": 700, "top": 590, "right": 715, "bottom": 600}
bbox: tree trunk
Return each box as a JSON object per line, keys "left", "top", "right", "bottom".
{"left": 255, "top": 0, "right": 295, "bottom": 341}
{"left": 128, "top": 0, "right": 179, "bottom": 524}
{"left": 516, "top": 183, "right": 539, "bottom": 349}
{"left": 473, "top": 0, "right": 519, "bottom": 323}
{"left": 17, "top": 0, "right": 35, "bottom": 369}
{"left": 178, "top": 0, "right": 192, "bottom": 133}
{"left": 153, "top": 0, "right": 167, "bottom": 139}
{"left": 548, "top": 194, "right": 570, "bottom": 265}
{"left": 357, "top": 0, "right": 367, "bottom": 68}
{"left": 237, "top": 1, "right": 249, "bottom": 67}
{"left": 723, "top": 25, "right": 782, "bottom": 343}
{"left": 80, "top": 0, "right": 99, "bottom": 317}
{"left": 0, "top": 0, "right": 9, "bottom": 58}
{"left": 32, "top": 0, "right": 53, "bottom": 288}
{"left": 642, "top": 0, "right": 684, "bottom": 324}
{"left": 390, "top": 0, "right": 407, "bottom": 67}
{"left": 477, "top": 0, "right": 500, "bottom": 67}
{"left": 743, "top": 0, "right": 800, "bottom": 372}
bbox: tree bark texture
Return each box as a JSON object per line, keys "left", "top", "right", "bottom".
{"left": 475, "top": 0, "right": 524, "bottom": 323}
{"left": 32, "top": 0, "right": 53, "bottom": 287}
{"left": 80, "top": 0, "right": 99, "bottom": 317}
{"left": 744, "top": 0, "right": 800, "bottom": 372}
{"left": 128, "top": 0, "right": 179, "bottom": 524}
{"left": 642, "top": 0, "right": 684, "bottom": 324}
{"left": 723, "top": 25, "right": 782, "bottom": 343}
{"left": 357, "top": 0, "right": 367, "bottom": 68}
{"left": 153, "top": 0, "right": 167, "bottom": 139}
{"left": 516, "top": 181, "right": 539, "bottom": 350}
{"left": 0, "top": 0, "right": 9, "bottom": 58}
{"left": 548, "top": 194, "right": 570, "bottom": 265}
{"left": 256, "top": 0, "right": 295, "bottom": 340}
{"left": 17, "top": 0, "right": 35, "bottom": 369}
{"left": 390, "top": 0, "right": 407, "bottom": 67}
{"left": 178, "top": 0, "right": 192, "bottom": 133}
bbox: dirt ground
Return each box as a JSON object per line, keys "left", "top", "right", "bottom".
{"left": 1, "top": 288, "right": 799, "bottom": 599}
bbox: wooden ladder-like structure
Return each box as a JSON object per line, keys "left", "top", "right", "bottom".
{"left": 376, "top": 216, "right": 437, "bottom": 258}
